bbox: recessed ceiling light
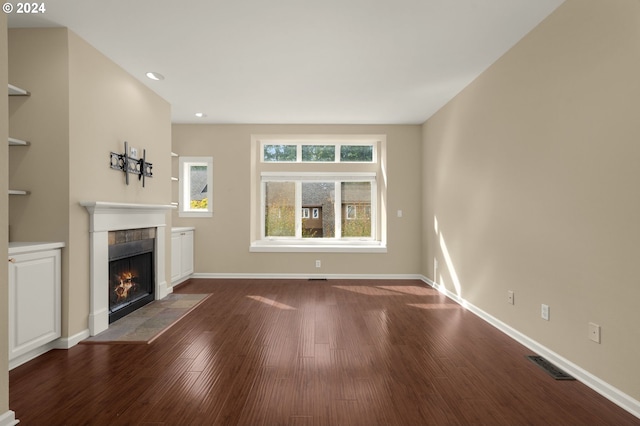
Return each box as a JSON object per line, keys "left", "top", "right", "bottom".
{"left": 195, "top": 112, "right": 207, "bottom": 118}
{"left": 145, "top": 72, "right": 164, "bottom": 81}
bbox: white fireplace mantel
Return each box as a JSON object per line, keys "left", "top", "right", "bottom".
{"left": 81, "top": 201, "right": 176, "bottom": 336}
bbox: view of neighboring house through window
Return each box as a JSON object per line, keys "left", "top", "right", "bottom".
{"left": 179, "top": 156, "right": 213, "bottom": 217}
{"left": 251, "top": 136, "right": 386, "bottom": 252}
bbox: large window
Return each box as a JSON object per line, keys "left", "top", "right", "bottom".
{"left": 179, "top": 156, "right": 213, "bottom": 218}
{"left": 251, "top": 136, "right": 386, "bottom": 252}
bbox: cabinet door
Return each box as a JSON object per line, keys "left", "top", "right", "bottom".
{"left": 171, "top": 232, "right": 182, "bottom": 283}
{"left": 181, "top": 231, "right": 194, "bottom": 277}
{"left": 8, "top": 249, "right": 61, "bottom": 360}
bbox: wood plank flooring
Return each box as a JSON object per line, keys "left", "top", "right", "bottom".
{"left": 9, "top": 278, "right": 640, "bottom": 425}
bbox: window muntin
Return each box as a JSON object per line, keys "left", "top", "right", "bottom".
{"left": 179, "top": 156, "right": 213, "bottom": 218}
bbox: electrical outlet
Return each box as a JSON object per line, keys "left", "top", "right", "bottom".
{"left": 507, "top": 290, "right": 514, "bottom": 305}
{"left": 130, "top": 146, "right": 138, "bottom": 159}
{"left": 541, "top": 304, "right": 550, "bottom": 321}
{"left": 588, "top": 322, "right": 601, "bottom": 343}
{"left": 315, "top": 260, "right": 321, "bottom": 268}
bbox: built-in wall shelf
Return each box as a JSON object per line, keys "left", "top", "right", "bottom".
{"left": 8, "top": 85, "right": 32, "bottom": 197}
{"left": 171, "top": 152, "right": 179, "bottom": 205}
{"left": 8, "top": 137, "right": 30, "bottom": 146}
{"left": 8, "top": 84, "right": 30, "bottom": 96}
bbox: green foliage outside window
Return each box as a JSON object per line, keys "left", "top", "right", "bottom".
{"left": 264, "top": 145, "right": 297, "bottom": 162}
{"left": 302, "top": 145, "right": 335, "bottom": 162}
{"left": 265, "top": 203, "right": 295, "bottom": 236}
{"left": 190, "top": 198, "right": 208, "bottom": 210}
{"left": 342, "top": 203, "right": 372, "bottom": 237}
{"left": 340, "top": 145, "right": 373, "bottom": 162}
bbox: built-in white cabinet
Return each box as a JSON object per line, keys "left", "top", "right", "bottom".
{"left": 171, "top": 228, "right": 194, "bottom": 285}
{"left": 8, "top": 242, "right": 64, "bottom": 369}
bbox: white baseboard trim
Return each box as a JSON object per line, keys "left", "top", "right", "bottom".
{"left": 419, "top": 275, "right": 640, "bottom": 419}
{"left": 192, "top": 272, "right": 424, "bottom": 280}
{"left": 55, "top": 329, "right": 91, "bottom": 349}
{"left": 9, "top": 340, "right": 58, "bottom": 371}
{"left": 0, "top": 410, "right": 19, "bottom": 426}
{"left": 9, "top": 328, "right": 91, "bottom": 370}
{"left": 171, "top": 274, "right": 193, "bottom": 287}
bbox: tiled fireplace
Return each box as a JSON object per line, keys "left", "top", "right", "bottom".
{"left": 108, "top": 228, "right": 156, "bottom": 323}
{"left": 81, "top": 202, "right": 175, "bottom": 336}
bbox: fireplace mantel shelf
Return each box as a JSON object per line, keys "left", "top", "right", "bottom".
{"left": 80, "top": 201, "right": 176, "bottom": 212}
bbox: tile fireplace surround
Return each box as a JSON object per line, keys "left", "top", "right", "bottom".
{"left": 81, "top": 201, "right": 175, "bottom": 336}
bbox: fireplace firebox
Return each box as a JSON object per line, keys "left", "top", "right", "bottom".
{"left": 108, "top": 228, "right": 155, "bottom": 323}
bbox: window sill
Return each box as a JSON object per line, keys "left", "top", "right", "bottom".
{"left": 250, "top": 241, "right": 387, "bottom": 253}
{"left": 178, "top": 211, "right": 212, "bottom": 218}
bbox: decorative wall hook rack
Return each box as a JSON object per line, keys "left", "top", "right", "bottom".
{"left": 110, "top": 141, "right": 153, "bottom": 187}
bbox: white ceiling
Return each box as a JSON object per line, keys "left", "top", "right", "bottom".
{"left": 8, "top": 0, "right": 563, "bottom": 124}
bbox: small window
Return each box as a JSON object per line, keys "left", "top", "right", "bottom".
{"left": 264, "top": 145, "right": 297, "bottom": 162}
{"left": 340, "top": 145, "right": 373, "bottom": 162}
{"left": 346, "top": 205, "right": 357, "bottom": 220}
{"left": 179, "top": 156, "right": 213, "bottom": 217}
{"left": 302, "top": 145, "right": 335, "bottom": 162}
{"left": 261, "top": 141, "right": 375, "bottom": 164}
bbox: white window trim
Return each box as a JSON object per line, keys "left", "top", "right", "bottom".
{"left": 250, "top": 135, "right": 387, "bottom": 253}
{"left": 179, "top": 156, "right": 213, "bottom": 218}
{"left": 261, "top": 140, "right": 377, "bottom": 164}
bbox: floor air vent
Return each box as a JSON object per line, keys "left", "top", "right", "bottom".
{"left": 526, "top": 355, "right": 575, "bottom": 380}
{"left": 308, "top": 278, "right": 328, "bottom": 281}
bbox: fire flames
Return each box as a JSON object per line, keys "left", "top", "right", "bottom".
{"left": 114, "top": 272, "right": 136, "bottom": 301}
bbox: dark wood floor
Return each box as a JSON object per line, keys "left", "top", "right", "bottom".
{"left": 10, "top": 278, "right": 640, "bottom": 425}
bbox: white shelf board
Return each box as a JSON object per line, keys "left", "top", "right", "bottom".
{"left": 8, "top": 137, "right": 30, "bottom": 146}
{"left": 8, "top": 84, "right": 30, "bottom": 96}
{"left": 9, "top": 190, "right": 30, "bottom": 195}
{"left": 171, "top": 152, "right": 179, "bottom": 157}
{"left": 171, "top": 177, "right": 179, "bottom": 181}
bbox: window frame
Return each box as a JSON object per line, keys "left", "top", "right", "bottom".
{"left": 261, "top": 140, "right": 376, "bottom": 164}
{"left": 260, "top": 172, "right": 377, "bottom": 242}
{"left": 250, "top": 135, "right": 387, "bottom": 253}
{"left": 178, "top": 156, "right": 213, "bottom": 218}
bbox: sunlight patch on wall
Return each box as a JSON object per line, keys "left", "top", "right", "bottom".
{"left": 434, "top": 216, "right": 463, "bottom": 299}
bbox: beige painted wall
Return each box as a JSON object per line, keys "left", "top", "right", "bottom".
{"left": 422, "top": 0, "right": 640, "bottom": 401}
{"left": 1, "top": 12, "right": 10, "bottom": 417}
{"left": 172, "top": 124, "right": 422, "bottom": 276}
{"left": 67, "top": 30, "right": 172, "bottom": 336}
{"left": 8, "top": 28, "right": 172, "bottom": 338}
{"left": 8, "top": 28, "right": 70, "bottom": 244}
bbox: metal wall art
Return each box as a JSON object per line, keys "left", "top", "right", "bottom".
{"left": 110, "top": 141, "right": 153, "bottom": 187}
